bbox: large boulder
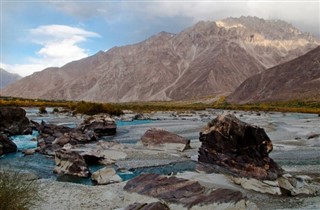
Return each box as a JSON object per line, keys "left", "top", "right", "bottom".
{"left": 37, "top": 122, "right": 97, "bottom": 155}
{"left": 0, "top": 107, "right": 32, "bottom": 135}
{"left": 78, "top": 115, "right": 116, "bottom": 137}
{"left": 54, "top": 149, "right": 90, "bottom": 177}
{"left": 198, "top": 113, "right": 283, "bottom": 180}
{"left": 140, "top": 128, "right": 190, "bottom": 152}
{"left": 0, "top": 134, "right": 17, "bottom": 156}
{"left": 91, "top": 167, "right": 122, "bottom": 185}
{"left": 124, "top": 173, "right": 257, "bottom": 209}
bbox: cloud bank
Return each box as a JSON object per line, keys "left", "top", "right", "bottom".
{"left": 3, "top": 25, "right": 100, "bottom": 77}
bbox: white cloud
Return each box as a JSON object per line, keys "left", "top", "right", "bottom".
{"left": 4, "top": 25, "right": 100, "bottom": 77}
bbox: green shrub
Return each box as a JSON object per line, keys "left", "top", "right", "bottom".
{"left": 52, "top": 107, "right": 59, "bottom": 113}
{"left": 0, "top": 169, "right": 41, "bottom": 210}
{"left": 74, "top": 101, "right": 123, "bottom": 116}
{"left": 38, "top": 106, "right": 47, "bottom": 114}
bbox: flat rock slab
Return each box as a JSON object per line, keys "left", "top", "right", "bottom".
{"left": 124, "top": 173, "right": 255, "bottom": 209}
{"left": 91, "top": 167, "right": 122, "bottom": 185}
{"left": 124, "top": 202, "right": 169, "bottom": 210}
{"left": 140, "top": 128, "right": 190, "bottom": 152}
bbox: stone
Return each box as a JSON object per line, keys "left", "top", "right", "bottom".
{"left": 0, "top": 107, "right": 32, "bottom": 135}
{"left": 54, "top": 149, "right": 90, "bottom": 177}
{"left": 124, "top": 202, "right": 169, "bottom": 210}
{"left": 231, "top": 177, "right": 281, "bottom": 195}
{"left": 124, "top": 173, "right": 253, "bottom": 209}
{"left": 78, "top": 114, "right": 116, "bottom": 137}
{"left": 140, "top": 128, "right": 191, "bottom": 152}
{"left": 22, "top": 148, "right": 37, "bottom": 155}
{"left": 37, "top": 122, "right": 97, "bottom": 155}
{"left": 198, "top": 113, "right": 283, "bottom": 180}
{"left": 0, "top": 133, "right": 17, "bottom": 156}
{"left": 231, "top": 175, "right": 319, "bottom": 196}
{"left": 91, "top": 167, "right": 122, "bottom": 185}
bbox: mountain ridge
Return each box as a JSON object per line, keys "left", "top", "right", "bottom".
{"left": 0, "top": 69, "right": 22, "bottom": 89}
{"left": 227, "top": 46, "right": 320, "bottom": 103}
{"left": 2, "top": 16, "right": 319, "bottom": 102}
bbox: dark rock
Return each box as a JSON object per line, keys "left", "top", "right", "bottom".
{"left": 0, "top": 133, "right": 17, "bottom": 156}
{"left": 124, "top": 202, "right": 169, "bottom": 210}
{"left": 198, "top": 113, "right": 283, "bottom": 180}
{"left": 78, "top": 115, "right": 116, "bottom": 137}
{"left": 124, "top": 173, "right": 246, "bottom": 208}
{"left": 54, "top": 149, "right": 90, "bottom": 177}
{"left": 37, "top": 122, "right": 97, "bottom": 155}
{"left": 140, "top": 128, "right": 190, "bottom": 152}
{"left": 307, "top": 133, "right": 320, "bottom": 139}
{"left": 0, "top": 107, "right": 32, "bottom": 135}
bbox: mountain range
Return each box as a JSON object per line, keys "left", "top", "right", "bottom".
{"left": 1, "top": 16, "right": 319, "bottom": 102}
{"left": 227, "top": 46, "right": 320, "bottom": 103}
{"left": 0, "top": 69, "right": 22, "bottom": 89}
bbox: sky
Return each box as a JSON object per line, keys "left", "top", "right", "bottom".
{"left": 1, "top": 0, "right": 319, "bottom": 77}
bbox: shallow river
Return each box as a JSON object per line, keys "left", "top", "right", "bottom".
{"left": 1, "top": 108, "right": 319, "bottom": 185}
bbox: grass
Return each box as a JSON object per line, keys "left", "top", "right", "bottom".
{"left": 1, "top": 96, "right": 320, "bottom": 114}
{"left": 0, "top": 169, "right": 41, "bottom": 210}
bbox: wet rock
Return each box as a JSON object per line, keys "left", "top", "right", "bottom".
{"left": 124, "top": 173, "right": 254, "bottom": 209}
{"left": 22, "top": 148, "right": 37, "bottom": 155}
{"left": 78, "top": 114, "right": 116, "bottom": 137}
{"left": 91, "top": 167, "right": 122, "bottom": 185}
{"left": 124, "top": 202, "right": 169, "bottom": 210}
{"left": 54, "top": 149, "right": 90, "bottom": 177}
{"left": 140, "top": 128, "right": 191, "bottom": 152}
{"left": 0, "top": 107, "right": 32, "bottom": 135}
{"left": 0, "top": 133, "right": 17, "bottom": 156}
{"left": 198, "top": 113, "right": 283, "bottom": 180}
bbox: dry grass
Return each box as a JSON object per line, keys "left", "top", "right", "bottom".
{"left": 0, "top": 169, "right": 42, "bottom": 210}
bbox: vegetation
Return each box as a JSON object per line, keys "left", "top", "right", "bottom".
{"left": 211, "top": 96, "right": 320, "bottom": 114}
{"left": 74, "top": 101, "right": 123, "bottom": 116}
{"left": 0, "top": 96, "right": 319, "bottom": 114}
{"left": 0, "top": 169, "right": 41, "bottom": 210}
{"left": 38, "top": 106, "right": 47, "bottom": 114}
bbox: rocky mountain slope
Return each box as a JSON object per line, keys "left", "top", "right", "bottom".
{"left": 1, "top": 16, "right": 319, "bottom": 102}
{"left": 227, "top": 46, "right": 320, "bottom": 103}
{"left": 0, "top": 68, "right": 22, "bottom": 89}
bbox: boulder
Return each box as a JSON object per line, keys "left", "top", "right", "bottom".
{"left": 231, "top": 175, "right": 319, "bottom": 196}
{"left": 22, "top": 148, "right": 37, "bottom": 156}
{"left": 124, "top": 173, "right": 256, "bottom": 209}
{"left": 78, "top": 115, "right": 116, "bottom": 137}
{"left": 198, "top": 113, "right": 283, "bottom": 180}
{"left": 0, "top": 134, "right": 17, "bottom": 156}
{"left": 124, "top": 202, "right": 169, "bottom": 210}
{"left": 140, "top": 128, "right": 190, "bottom": 152}
{"left": 0, "top": 107, "right": 32, "bottom": 135}
{"left": 54, "top": 149, "right": 90, "bottom": 177}
{"left": 37, "top": 122, "right": 97, "bottom": 155}
{"left": 91, "top": 167, "right": 122, "bottom": 185}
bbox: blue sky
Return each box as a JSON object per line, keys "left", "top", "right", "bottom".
{"left": 1, "top": 0, "right": 319, "bottom": 77}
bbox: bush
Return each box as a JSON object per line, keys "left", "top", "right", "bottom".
{"left": 0, "top": 169, "right": 41, "bottom": 210}
{"left": 52, "top": 107, "right": 59, "bottom": 113}
{"left": 38, "top": 106, "right": 47, "bottom": 114}
{"left": 74, "top": 101, "right": 123, "bottom": 116}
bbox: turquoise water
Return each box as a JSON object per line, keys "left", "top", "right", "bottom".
{"left": 11, "top": 130, "right": 39, "bottom": 150}
{"left": 116, "top": 120, "right": 154, "bottom": 127}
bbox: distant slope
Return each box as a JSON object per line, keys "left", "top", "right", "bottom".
{"left": 1, "top": 16, "right": 319, "bottom": 102}
{"left": 227, "top": 46, "right": 320, "bottom": 103}
{"left": 0, "top": 68, "right": 22, "bottom": 89}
